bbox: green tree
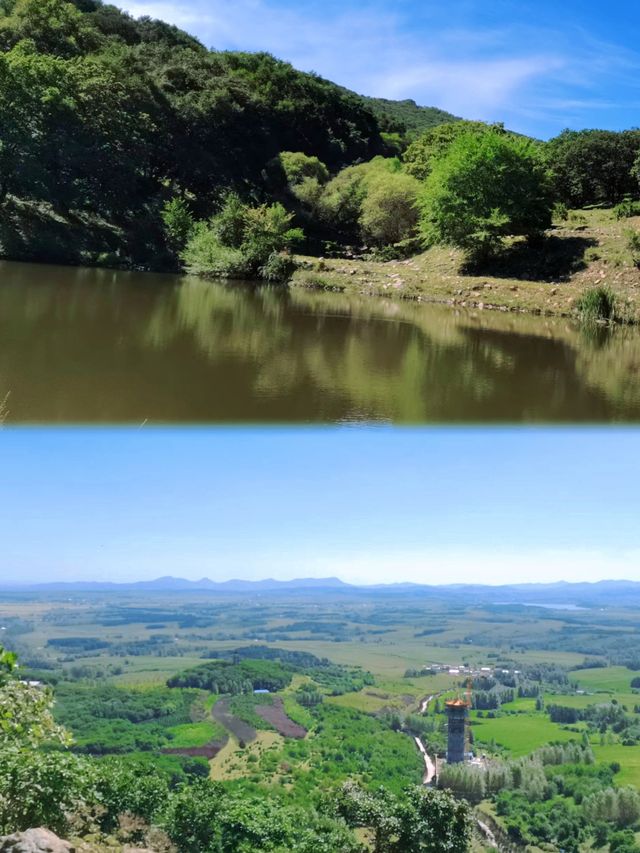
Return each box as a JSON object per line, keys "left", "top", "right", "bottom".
{"left": 334, "top": 782, "right": 472, "bottom": 853}
{"left": 0, "top": 0, "right": 100, "bottom": 57}
{"left": 161, "top": 779, "right": 224, "bottom": 852}
{"left": 403, "top": 120, "right": 502, "bottom": 181}
{"left": 546, "top": 129, "right": 640, "bottom": 207}
{"left": 183, "top": 196, "right": 303, "bottom": 281}
{"left": 320, "top": 157, "right": 419, "bottom": 245}
{"left": 0, "top": 668, "right": 96, "bottom": 835}
{"left": 632, "top": 152, "right": 640, "bottom": 192}
{"left": 393, "top": 787, "right": 473, "bottom": 852}
{"left": 418, "top": 131, "right": 552, "bottom": 266}
{"left": 0, "top": 647, "right": 16, "bottom": 683}
{"left": 162, "top": 197, "right": 195, "bottom": 255}
{"left": 278, "top": 151, "right": 329, "bottom": 187}
{"left": 360, "top": 171, "right": 421, "bottom": 246}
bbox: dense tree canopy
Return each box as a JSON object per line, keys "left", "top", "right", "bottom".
{"left": 547, "top": 129, "right": 640, "bottom": 208}
{"left": 1, "top": 0, "right": 640, "bottom": 277}
{"left": 403, "top": 120, "right": 512, "bottom": 181}
{"left": 0, "top": 0, "right": 387, "bottom": 266}
{"left": 418, "top": 131, "right": 553, "bottom": 265}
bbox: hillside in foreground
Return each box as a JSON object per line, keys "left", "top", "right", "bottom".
{"left": 0, "top": 0, "right": 462, "bottom": 270}
{"left": 4, "top": 584, "right": 640, "bottom": 850}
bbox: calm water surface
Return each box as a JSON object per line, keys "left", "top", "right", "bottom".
{"left": 2, "top": 260, "right": 640, "bottom": 423}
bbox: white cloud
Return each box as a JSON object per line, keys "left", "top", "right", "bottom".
{"left": 121, "top": 0, "right": 566, "bottom": 124}
{"left": 119, "top": 0, "right": 640, "bottom": 135}
{"left": 371, "top": 57, "right": 564, "bottom": 119}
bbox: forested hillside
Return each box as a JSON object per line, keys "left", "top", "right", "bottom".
{"left": 0, "top": 0, "right": 421, "bottom": 268}
{"left": 1, "top": 0, "right": 639, "bottom": 323}
{"left": 357, "top": 96, "right": 460, "bottom": 137}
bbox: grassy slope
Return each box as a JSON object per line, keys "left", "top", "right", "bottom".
{"left": 292, "top": 209, "right": 640, "bottom": 322}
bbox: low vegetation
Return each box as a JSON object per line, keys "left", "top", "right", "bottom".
{"left": 575, "top": 285, "right": 619, "bottom": 323}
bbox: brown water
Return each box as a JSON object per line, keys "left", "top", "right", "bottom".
{"left": 1, "top": 260, "right": 640, "bottom": 423}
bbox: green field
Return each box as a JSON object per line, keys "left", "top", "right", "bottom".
{"left": 470, "top": 713, "right": 585, "bottom": 757}
{"left": 166, "top": 721, "right": 225, "bottom": 748}
{"left": 594, "top": 743, "right": 640, "bottom": 788}
{"left": 570, "top": 665, "right": 638, "bottom": 693}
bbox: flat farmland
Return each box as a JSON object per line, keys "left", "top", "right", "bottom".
{"left": 594, "top": 744, "right": 640, "bottom": 788}
{"left": 570, "top": 665, "right": 638, "bottom": 693}
{"left": 470, "top": 712, "right": 585, "bottom": 756}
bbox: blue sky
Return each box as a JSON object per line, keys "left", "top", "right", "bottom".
{"left": 1, "top": 428, "right": 639, "bottom": 586}
{"left": 122, "top": 0, "right": 640, "bottom": 138}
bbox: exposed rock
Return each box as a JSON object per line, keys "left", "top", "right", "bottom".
{"left": 0, "top": 829, "right": 74, "bottom": 853}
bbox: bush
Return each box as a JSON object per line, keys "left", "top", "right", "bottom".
{"left": 259, "top": 251, "right": 298, "bottom": 282}
{"left": 418, "top": 131, "right": 553, "bottom": 266}
{"left": 360, "top": 171, "right": 421, "bottom": 246}
{"left": 161, "top": 197, "right": 194, "bottom": 254}
{"left": 626, "top": 229, "right": 640, "bottom": 268}
{"left": 614, "top": 198, "right": 640, "bottom": 220}
{"left": 182, "top": 223, "right": 250, "bottom": 279}
{"left": 553, "top": 201, "right": 569, "bottom": 222}
{"left": 320, "top": 157, "right": 419, "bottom": 246}
{"left": 278, "top": 151, "right": 329, "bottom": 187}
{"left": 575, "top": 286, "right": 617, "bottom": 322}
{"left": 183, "top": 195, "right": 303, "bottom": 280}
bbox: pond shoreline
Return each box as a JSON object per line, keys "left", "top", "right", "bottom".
{"left": 2, "top": 258, "right": 640, "bottom": 423}
{"left": 289, "top": 209, "right": 640, "bottom": 325}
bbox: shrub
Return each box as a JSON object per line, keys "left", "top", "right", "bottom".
{"left": 181, "top": 223, "right": 250, "bottom": 279}
{"left": 575, "top": 286, "right": 617, "bottom": 322}
{"left": 259, "top": 251, "right": 298, "bottom": 282}
{"left": 553, "top": 201, "right": 569, "bottom": 222}
{"left": 183, "top": 196, "right": 303, "bottom": 281}
{"left": 278, "top": 151, "right": 329, "bottom": 187}
{"left": 319, "top": 163, "right": 370, "bottom": 238}
{"left": 418, "top": 131, "right": 553, "bottom": 267}
{"left": 320, "top": 157, "right": 420, "bottom": 246}
{"left": 359, "top": 171, "right": 421, "bottom": 246}
{"left": 613, "top": 198, "right": 640, "bottom": 220}
{"left": 161, "top": 197, "right": 194, "bottom": 254}
{"left": 626, "top": 229, "right": 640, "bottom": 267}
{"left": 291, "top": 175, "right": 326, "bottom": 211}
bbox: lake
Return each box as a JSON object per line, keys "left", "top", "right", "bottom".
{"left": 1, "top": 260, "right": 640, "bottom": 423}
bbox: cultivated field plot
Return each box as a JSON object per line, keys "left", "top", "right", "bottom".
{"left": 212, "top": 697, "right": 257, "bottom": 744}
{"left": 255, "top": 697, "right": 307, "bottom": 738}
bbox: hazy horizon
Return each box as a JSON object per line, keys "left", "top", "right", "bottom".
{"left": 1, "top": 428, "right": 639, "bottom": 587}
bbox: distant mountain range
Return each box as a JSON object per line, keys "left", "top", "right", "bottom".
{"left": 2, "top": 576, "right": 640, "bottom": 607}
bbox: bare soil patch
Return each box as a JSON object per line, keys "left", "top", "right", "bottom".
{"left": 162, "top": 740, "right": 227, "bottom": 759}
{"left": 255, "top": 697, "right": 307, "bottom": 738}
{"left": 212, "top": 697, "right": 257, "bottom": 743}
